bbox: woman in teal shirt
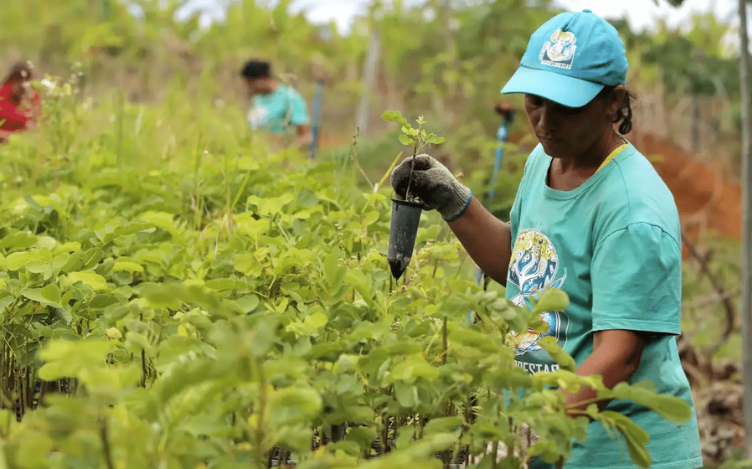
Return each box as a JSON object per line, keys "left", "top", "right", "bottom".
{"left": 390, "top": 9, "right": 703, "bottom": 469}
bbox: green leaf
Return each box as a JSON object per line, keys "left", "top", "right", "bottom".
{"left": 363, "top": 210, "right": 380, "bottom": 226}
{"left": 269, "top": 387, "right": 323, "bottom": 426}
{"left": 140, "top": 283, "right": 183, "bottom": 310}
{"left": 394, "top": 382, "right": 417, "bottom": 408}
{"left": 90, "top": 294, "right": 120, "bottom": 309}
{"left": 606, "top": 381, "right": 692, "bottom": 424}
{"left": 399, "top": 134, "right": 413, "bottom": 146}
{"left": 68, "top": 271, "right": 108, "bottom": 291}
{"left": 204, "top": 278, "right": 242, "bottom": 291}
{"left": 15, "top": 431, "right": 54, "bottom": 467}
{"left": 40, "top": 284, "right": 61, "bottom": 305}
{"left": 304, "top": 311, "right": 328, "bottom": 329}
{"left": 535, "top": 336, "right": 576, "bottom": 372}
{"left": 532, "top": 288, "right": 570, "bottom": 315}
{"left": 0, "top": 296, "right": 13, "bottom": 316}
{"left": 6, "top": 250, "right": 51, "bottom": 271}
{"left": 0, "top": 231, "right": 37, "bottom": 249}
{"left": 598, "top": 411, "right": 651, "bottom": 468}
{"left": 112, "top": 260, "right": 144, "bottom": 273}
{"left": 83, "top": 248, "right": 103, "bottom": 270}
{"left": 21, "top": 288, "right": 62, "bottom": 308}
{"left": 25, "top": 261, "right": 49, "bottom": 274}
{"left": 423, "top": 416, "right": 463, "bottom": 435}
{"left": 61, "top": 250, "right": 85, "bottom": 273}
{"left": 346, "top": 426, "right": 378, "bottom": 450}
{"left": 233, "top": 252, "right": 261, "bottom": 276}
{"left": 323, "top": 252, "right": 346, "bottom": 291}
{"left": 235, "top": 295, "right": 260, "bottom": 313}
{"left": 381, "top": 110, "right": 404, "bottom": 123}
{"left": 428, "top": 136, "right": 446, "bottom": 145}
{"left": 391, "top": 355, "right": 439, "bottom": 383}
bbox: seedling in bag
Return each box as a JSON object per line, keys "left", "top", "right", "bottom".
{"left": 382, "top": 111, "right": 445, "bottom": 280}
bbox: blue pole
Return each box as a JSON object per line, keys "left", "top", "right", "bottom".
{"left": 486, "top": 120, "right": 509, "bottom": 201}
{"left": 309, "top": 79, "right": 324, "bottom": 160}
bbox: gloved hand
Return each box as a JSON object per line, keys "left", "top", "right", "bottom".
{"left": 389, "top": 154, "right": 472, "bottom": 222}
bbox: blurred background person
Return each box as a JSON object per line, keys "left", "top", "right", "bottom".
{"left": 0, "top": 61, "right": 41, "bottom": 143}
{"left": 240, "top": 59, "right": 311, "bottom": 150}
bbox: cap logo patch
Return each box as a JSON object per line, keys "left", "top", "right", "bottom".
{"left": 539, "top": 29, "right": 577, "bottom": 69}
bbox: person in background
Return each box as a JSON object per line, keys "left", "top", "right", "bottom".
{"left": 0, "top": 61, "right": 41, "bottom": 142}
{"left": 240, "top": 59, "right": 311, "bottom": 150}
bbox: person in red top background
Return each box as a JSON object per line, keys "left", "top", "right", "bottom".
{"left": 0, "top": 61, "right": 41, "bottom": 142}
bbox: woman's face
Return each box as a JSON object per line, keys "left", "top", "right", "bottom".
{"left": 523, "top": 87, "right": 625, "bottom": 160}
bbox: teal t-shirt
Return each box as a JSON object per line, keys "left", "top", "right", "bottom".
{"left": 506, "top": 142, "right": 703, "bottom": 469}
{"left": 247, "top": 84, "right": 309, "bottom": 135}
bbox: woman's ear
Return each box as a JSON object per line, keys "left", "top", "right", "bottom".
{"left": 608, "top": 85, "right": 628, "bottom": 118}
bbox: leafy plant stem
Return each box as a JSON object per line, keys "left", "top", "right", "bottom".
{"left": 405, "top": 141, "right": 419, "bottom": 201}
{"left": 255, "top": 356, "right": 268, "bottom": 468}
{"left": 442, "top": 316, "right": 448, "bottom": 365}
{"left": 100, "top": 416, "right": 115, "bottom": 469}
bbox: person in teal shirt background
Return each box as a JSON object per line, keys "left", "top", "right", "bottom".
{"left": 389, "top": 9, "right": 703, "bottom": 469}
{"left": 240, "top": 59, "right": 311, "bottom": 149}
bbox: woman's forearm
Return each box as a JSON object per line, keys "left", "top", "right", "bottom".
{"left": 563, "top": 329, "right": 645, "bottom": 417}
{"left": 447, "top": 196, "right": 512, "bottom": 286}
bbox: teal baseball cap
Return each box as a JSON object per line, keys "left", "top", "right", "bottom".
{"left": 501, "top": 9, "right": 629, "bottom": 108}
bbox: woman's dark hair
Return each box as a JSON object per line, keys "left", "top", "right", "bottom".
{"left": 241, "top": 60, "right": 271, "bottom": 79}
{"left": 599, "top": 85, "right": 636, "bottom": 135}
{"left": 3, "top": 61, "right": 35, "bottom": 104}
{"left": 3, "top": 61, "right": 34, "bottom": 85}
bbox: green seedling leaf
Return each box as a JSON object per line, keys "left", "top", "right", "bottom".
{"left": 6, "top": 250, "right": 52, "bottom": 271}
{"left": 61, "top": 250, "right": 85, "bottom": 273}
{"left": 40, "top": 284, "right": 61, "bottom": 305}
{"left": 598, "top": 411, "right": 651, "bottom": 468}
{"left": 346, "top": 426, "right": 378, "bottom": 450}
{"left": 381, "top": 110, "right": 405, "bottom": 123}
{"left": 233, "top": 253, "right": 261, "bottom": 276}
{"left": 68, "top": 271, "right": 107, "bottom": 291}
{"left": 303, "top": 311, "right": 328, "bottom": 329}
{"left": 204, "top": 278, "right": 242, "bottom": 291}
{"left": 235, "top": 295, "right": 260, "bottom": 313}
{"left": 269, "top": 386, "right": 323, "bottom": 426}
{"left": 535, "top": 336, "right": 576, "bottom": 372}
{"left": 423, "top": 416, "right": 464, "bottom": 435}
{"left": 427, "top": 135, "right": 446, "bottom": 145}
{"left": 15, "top": 431, "right": 54, "bottom": 468}
{"left": 393, "top": 382, "right": 417, "bottom": 409}
{"left": 532, "top": 288, "right": 570, "bottom": 315}
{"left": 399, "top": 134, "right": 413, "bottom": 146}
{"left": 606, "top": 381, "right": 692, "bottom": 424}
{"left": 112, "top": 260, "right": 144, "bottom": 273}
{"left": 140, "top": 283, "right": 183, "bottom": 310}
{"left": 0, "top": 231, "right": 37, "bottom": 249}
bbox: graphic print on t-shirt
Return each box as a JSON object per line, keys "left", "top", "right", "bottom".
{"left": 247, "top": 105, "right": 268, "bottom": 129}
{"left": 507, "top": 229, "right": 568, "bottom": 359}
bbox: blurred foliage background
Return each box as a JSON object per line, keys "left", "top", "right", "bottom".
{"left": 0, "top": 0, "right": 743, "bottom": 180}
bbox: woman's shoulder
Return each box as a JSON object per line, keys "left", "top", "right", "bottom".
{"left": 595, "top": 144, "right": 681, "bottom": 241}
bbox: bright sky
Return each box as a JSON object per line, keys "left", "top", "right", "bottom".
{"left": 179, "top": 0, "right": 739, "bottom": 33}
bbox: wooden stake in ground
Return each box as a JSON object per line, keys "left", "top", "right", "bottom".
{"left": 737, "top": 0, "right": 752, "bottom": 457}
{"left": 356, "top": 29, "right": 381, "bottom": 136}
